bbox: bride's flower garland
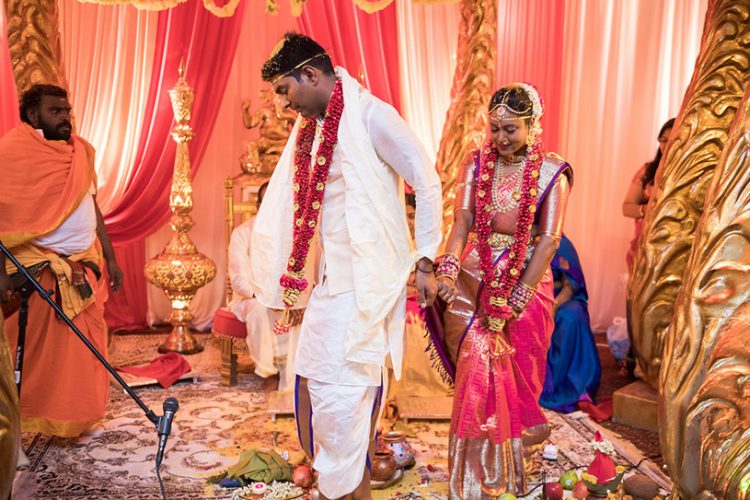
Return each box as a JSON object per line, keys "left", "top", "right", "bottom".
{"left": 273, "top": 78, "right": 344, "bottom": 335}
{"left": 474, "top": 132, "right": 543, "bottom": 353}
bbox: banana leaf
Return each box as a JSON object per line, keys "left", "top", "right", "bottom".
{"left": 222, "top": 449, "right": 292, "bottom": 483}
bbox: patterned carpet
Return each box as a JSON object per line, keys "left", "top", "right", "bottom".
{"left": 13, "top": 332, "right": 669, "bottom": 499}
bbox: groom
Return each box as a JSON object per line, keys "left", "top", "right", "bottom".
{"left": 250, "top": 33, "right": 442, "bottom": 498}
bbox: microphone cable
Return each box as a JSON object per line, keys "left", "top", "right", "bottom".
{"left": 156, "top": 459, "right": 167, "bottom": 500}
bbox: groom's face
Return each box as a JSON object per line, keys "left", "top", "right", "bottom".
{"left": 272, "top": 66, "right": 327, "bottom": 119}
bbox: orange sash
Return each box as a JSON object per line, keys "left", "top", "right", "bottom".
{"left": 0, "top": 123, "right": 96, "bottom": 248}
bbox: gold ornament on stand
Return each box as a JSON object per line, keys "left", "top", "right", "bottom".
{"left": 145, "top": 60, "right": 216, "bottom": 354}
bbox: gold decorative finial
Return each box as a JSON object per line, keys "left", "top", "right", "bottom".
{"left": 145, "top": 64, "right": 216, "bottom": 355}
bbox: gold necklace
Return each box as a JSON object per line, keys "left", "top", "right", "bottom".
{"left": 491, "top": 159, "right": 525, "bottom": 213}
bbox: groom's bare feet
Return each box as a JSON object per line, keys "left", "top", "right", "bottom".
{"left": 262, "top": 373, "right": 280, "bottom": 393}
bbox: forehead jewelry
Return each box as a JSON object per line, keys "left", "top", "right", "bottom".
{"left": 490, "top": 103, "right": 533, "bottom": 123}
{"left": 270, "top": 52, "right": 327, "bottom": 85}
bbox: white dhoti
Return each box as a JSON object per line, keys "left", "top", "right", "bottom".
{"left": 294, "top": 281, "right": 386, "bottom": 498}
{"left": 309, "top": 380, "right": 380, "bottom": 497}
{"left": 230, "top": 298, "right": 299, "bottom": 392}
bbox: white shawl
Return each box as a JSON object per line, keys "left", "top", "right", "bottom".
{"left": 250, "top": 67, "right": 414, "bottom": 377}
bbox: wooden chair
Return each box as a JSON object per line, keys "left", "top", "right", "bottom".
{"left": 212, "top": 174, "right": 268, "bottom": 386}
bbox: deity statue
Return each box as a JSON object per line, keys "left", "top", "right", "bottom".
{"left": 240, "top": 88, "right": 297, "bottom": 175}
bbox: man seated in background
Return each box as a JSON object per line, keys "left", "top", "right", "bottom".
{"left": 227, "top": 182, "right": 299, "bottom": 392}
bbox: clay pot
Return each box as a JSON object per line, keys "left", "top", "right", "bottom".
{"left": 381, "top": 431, "right": 416, "bottom": 469}
{"left": 370, "top": 448, "right": 397, "bottom": 482}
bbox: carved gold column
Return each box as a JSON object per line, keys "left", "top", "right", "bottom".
{"left": 659, "top": 72, "right": 750, "bottom": 500}
{"left": 434, "top": 0, "right": 496, "bottom": 234}
{"left": 145, "top": 61, "right": 216, "bottom": 354}
{"left": 0, "top": 315, "right": 19, "bottom": 500}
{"left": 627, "top": 0, "right": 750, "bottom": 389}
{"left": 4, "top": 0, "right": 69, "bottom": 94}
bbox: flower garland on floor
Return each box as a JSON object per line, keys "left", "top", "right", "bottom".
{"left": 474, "top": 132, "right": 543, "bottom": 355}
{"left": 273, "top": 79, "right": 344, "bottom": 335}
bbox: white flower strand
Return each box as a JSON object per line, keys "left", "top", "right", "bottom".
{"left": 591, "top": 439, "right": 616, "bottom": 456}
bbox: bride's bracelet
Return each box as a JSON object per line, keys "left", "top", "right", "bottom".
{"left": 509, "top": 281, "right": 536, "bottom": 312}
{"left": 435, "top": 253, "right": 460, "bottom": 282}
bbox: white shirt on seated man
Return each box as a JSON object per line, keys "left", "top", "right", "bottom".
{"left": 227, "top": 183, "right": 299, "bottom": 392}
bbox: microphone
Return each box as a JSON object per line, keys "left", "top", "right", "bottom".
{"left": 155, "top": 398, "right": 179, "bottom": 469}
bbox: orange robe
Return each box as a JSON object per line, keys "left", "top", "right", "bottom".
{"left": 0, "top": 124, "right": 110, "bottom": 437}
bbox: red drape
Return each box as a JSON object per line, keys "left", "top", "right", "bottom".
{"left": 298, "top": 0, "right": 401, "bottom": 111}
{"left": 103, "top": 0, "right": 246, "bottom": 330}
{"left": 0, "top": 8, "right": 19, "bottom": 136}
{"left": 495, "top": 0, "right": 565, "bottom": 153}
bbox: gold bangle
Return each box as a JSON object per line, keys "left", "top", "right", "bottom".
{"left": 436, "top": 273, "right": 456, "bottom": 283}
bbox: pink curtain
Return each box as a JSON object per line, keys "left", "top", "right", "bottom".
{"left": 495, "top": 0, "right": 565, "bottom": 153}
{"left": 298, "top": 0, "right": 401, "bottom": 111}
{"left": 0, "top": 8, "right": 19, "bottom": 136}
{"left": 103, "top": 0, "right": 247, "bottom": 330}
{"left": 558, "top": 0, "right": 707, "bottom": 329}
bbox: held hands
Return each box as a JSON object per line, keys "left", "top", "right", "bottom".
{"left": 415, "top": 257, "right": 437, "bottom": 308}
{"left": 107, "top": 260, "right": 123, "bottom": 293}
{"left": 434, "top": 253, "right": 460, "bottom": 304}
{"left": 436, "top": 276, "right": 457, "bottom": 304}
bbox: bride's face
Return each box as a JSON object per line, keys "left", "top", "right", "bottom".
{"left": 490, "top": 115, "right": 529, "bottom": 159}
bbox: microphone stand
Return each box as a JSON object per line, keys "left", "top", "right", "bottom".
{"left": 1, "top": 242, "right": 177, "bottom": 490}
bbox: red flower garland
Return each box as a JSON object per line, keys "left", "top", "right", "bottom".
{"left": 474, "top": 136, "right": 544, "bottom": 354}
{"left": 274, "top": 79, "right": 345, "bottom": 335}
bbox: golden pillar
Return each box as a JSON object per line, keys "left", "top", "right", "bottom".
{"left": 627, "top": 0, "right": 750, "bottom": 389}
{"left": 434, "top": 0, "right": 496, "bottom": 234}
{"left": 659, "top": 70, "right": 750, "bottom": 500}
{"left": 0, "top": 315, "right": 20, "bottom": 499}
{"left": 4, "top": 0, "right": 69, "bottom": 94}
{"left": 145, "top": 62, "right": 216, "bottom": 354}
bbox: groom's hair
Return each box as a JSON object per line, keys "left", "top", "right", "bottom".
{"left": 261, "top": 32, "right": 333, "bottom": 82}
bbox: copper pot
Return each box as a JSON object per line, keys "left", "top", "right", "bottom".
{"left": 370, "top": 448, "right": 397, "bottom": 482}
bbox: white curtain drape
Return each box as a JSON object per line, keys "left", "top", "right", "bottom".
{"left": 395, "top": 0, "right": 459, "bottom": 163}
{"left": 558, "top": 0, "right": 707, "bottom": 329}
{"left": 59, "top": 0, "right": 158, "bottom": 212}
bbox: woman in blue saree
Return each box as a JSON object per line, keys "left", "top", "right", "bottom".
{"left": 539, "top": 234, "right": 601, "bottom": 413}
